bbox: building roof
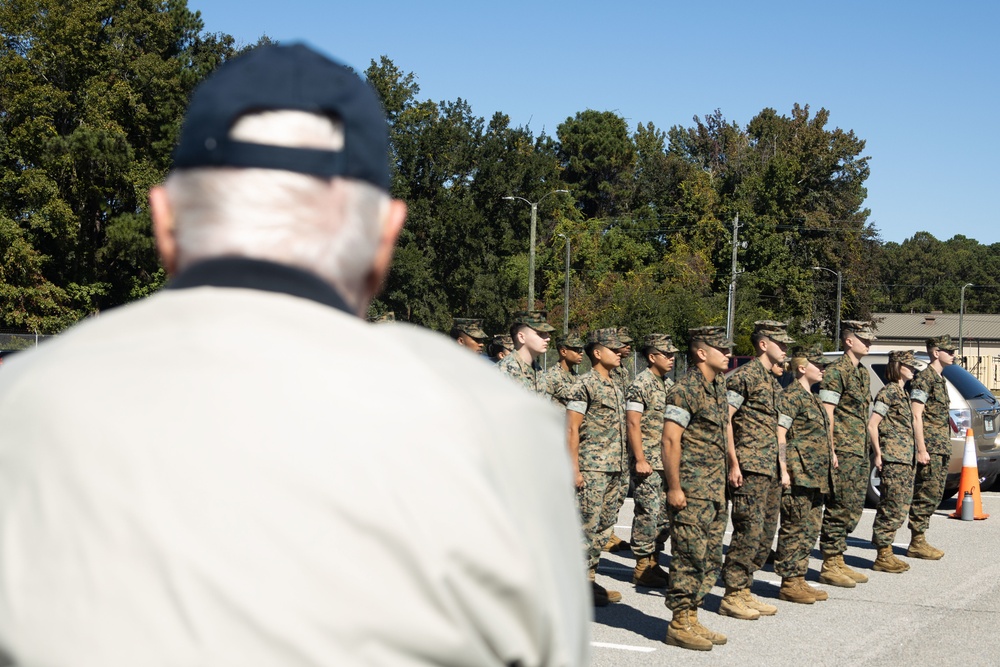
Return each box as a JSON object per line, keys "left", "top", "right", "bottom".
{"left": 872, "top": 312, "right": 1000, "bottom": 342}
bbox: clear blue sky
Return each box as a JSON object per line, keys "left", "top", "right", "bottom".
{"left": 189, "top": 0, "right": 998, "bottom": 245}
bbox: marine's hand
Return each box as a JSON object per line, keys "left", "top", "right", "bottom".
{"left": 780, "top": 471, "right": 791, "bottom": 489}
{"left": 728, "top": 465, "right": 743, "bottom": 488}
{"left": 634, "top": 459, "right": 653, "bottom": 479}
{"left": 916, "top": 450, "right": 930, "bottom": 465}
{"left": 873, "top": 453, "right": 883, "bottom": 471}
{"left": 574, "top": 471, "right": 585, "bottom": 490}
{"left": 667, "top": 488, "right": 686, "bottom": 511}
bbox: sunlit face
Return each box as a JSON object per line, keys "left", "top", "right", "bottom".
{"left": 704, "top": 345, "right": 732, "bottom": 374}
{"left": 521, "top": 327, "right": 550, "bottom": 356}
{"left": 765, "top": 339, "right": 788, "bottom": 366}
{"left": 935, "top": 347, "right": 956, "bottom": 367}
{"left": 457, "top": 333, "right": 485, "bottom": 354}
{"left": 595, "top": 344, "right": 621, "bottom": 369}
{"left": 900, "top": 364, "right": 916, "bottom": 381}
{"left": 651, "top": 351, "right": 675, "bottom": 375}
{"left": 847, "top": 334, "right": 871, "bottom": 358}
{"left": 560, "top": 346, "right": 584, "bottom": 366}
{"left": 804, "top": 361, "right": 825, "bottom": 385}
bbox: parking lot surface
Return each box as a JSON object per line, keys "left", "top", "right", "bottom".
{"left": 590, "top": 492, "right": 1000, "bottom": 666}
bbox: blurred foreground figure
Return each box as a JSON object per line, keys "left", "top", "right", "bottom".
{"left": 0, "top": 43, "right": 589, "bottom": 667}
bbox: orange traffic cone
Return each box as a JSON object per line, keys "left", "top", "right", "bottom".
{"left": 949, "top": 428, "right": 989, "bottom": 520}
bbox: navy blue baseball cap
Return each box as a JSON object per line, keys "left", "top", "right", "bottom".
{"left": 172, "top": 43, "right": 390, "bottom": 191}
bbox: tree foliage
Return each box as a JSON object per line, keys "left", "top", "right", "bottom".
{"left": 2, "top": 8, "right": 991, "bottom": 351}
{"left": 0, "top": 0, "right": 243, "bottom": 331}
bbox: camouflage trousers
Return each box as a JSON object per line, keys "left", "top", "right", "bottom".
{"left": 774, "top": 487, "right": 824, "bottom": 578}
{"left": 721, "top": 472, "right": 781, "bottom": 589}
{"left": 872, "top": 461, "right": 915, "bottom": 547}
{"left": 578, "top": 470, "right": 622, "bottom": 569}
{"left": 665, "top": 497, "right": 727, "bottom": 611}
{"left": 819, "top": 452, "right": 869, "bottom": 556}
{"left": 630, "top": 469, "right": 669, "bottom": 557}
{"left": 908, "top": 453, "right": 948, "bottom": 535}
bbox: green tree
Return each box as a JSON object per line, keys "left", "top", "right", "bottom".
{"left": 0, "top": 0, "right": 240, "bottom": 331}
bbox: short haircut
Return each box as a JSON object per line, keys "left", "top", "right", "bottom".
{"left": 509, "top": 322, "right": 529, "bottom": 341}
{"left": 791, "top": 355, "right": 809, "bottom": 379}
{"left": 584, "top": 342, "right": 602, "bottom": 363}
{"left": 751, "top": 331, "right": 768, "bottom": 349}
{"left": 449, "top": 327, "right": 463, "bottom": 341}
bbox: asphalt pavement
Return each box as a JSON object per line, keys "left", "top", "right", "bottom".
{"left": 589, "top": 491, "right": 1000, "bottom": 666}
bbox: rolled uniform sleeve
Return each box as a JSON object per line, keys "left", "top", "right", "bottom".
{"left": 565, "top": 380, "right": 589, "bottom": 415}
{"left": 819, "top": 364, "right": 844, "bottom": 406}
{"left": 873, "top": 400, "right": 890, "bottom": 417}
{"left": 624, "top": 378, "right": 648, "bottom": 415}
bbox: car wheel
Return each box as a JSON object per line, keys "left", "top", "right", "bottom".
{"left": 866, "top": 462, "right": 881, "bottom": 507}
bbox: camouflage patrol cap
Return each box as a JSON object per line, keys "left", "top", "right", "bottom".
{"left": 792, "top": 343, "right": 830, "bottom": 367}
{"left": 452, "top": 317, "right": 488, "bottom": 340}
{"left": 588, "top": 327, "right": 625, "bottom": 349}
{"left": 512, "top": 310, "right": 556, "bottom": 333}
{"left": 616, "top": 327, "right": 634, "bottom": 345}
{"left": 841, "top": 320, "right": 877, "bottom": 342}
{"left": 926, "top": 334, "right": 955, "bottom": 352}
{"left": 754, "top": 319, "right": 796, "bottom": 344}
{"left": 644, "top": 333, "right": 679, "bottom": 354}
{"left": 368, "top": 311, "right": 395, "bottom": 323}
{"left": 889, "top": 349, "right": 918, "bottom": 367}
{"left": 688, "top": 326, "right": 734, "bottom": 349}
{"left": 493, "top": 333, "right": 514, "bottom": 352}
{"left": 556, "top": 334, "right": 586, "bottom": 349}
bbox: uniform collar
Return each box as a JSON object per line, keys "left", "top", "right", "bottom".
{"left": 166, "top": 257, "right": 354, "bottom": 315}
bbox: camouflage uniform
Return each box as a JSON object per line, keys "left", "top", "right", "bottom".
{"left": 544, "top": 364, "right": 578, "bottom": 406}
{"left": 544, "top": 333, "right": 585, "bottom": 406}
{"left": 818, "top": 347, "right": 872, "bottom": 557}
{"left": 567, "top": 347, "right": 627, "bottom": 570}
{"left": 497, "top": 352, "right": 547, "bottom": 396}
{"left": 774, "top": 379, "right": 831, "bottom": 578}
{"left": 626, "top": 367, "right": 674, "bottom": 557}
{"left": 871, "top": 381, "right": 915, "bottom": 548}
{"left": 908, "top": 363, "right": 950, "bottom": 535}
{"left": 722, "top": 352, "right": 785, "bottom": 590}
{"left": 604, "top": 327, "right": 634, "bottom": 550}
{"left": 497, "top": 311, "right": 555, "bottom": 396}
{"left": 663, "top": 328, "right": 732, "bottom": 612}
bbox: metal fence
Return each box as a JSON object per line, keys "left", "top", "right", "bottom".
{"left": 963, "top": 354, "right": 1000, "bottom": 395}
{"left": 0, "top": 330, "right": 54, "bottom": 351}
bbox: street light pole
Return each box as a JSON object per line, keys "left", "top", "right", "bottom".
{"left": 960, "top": 283, "right": 974, "bottom": 362}
{"left": 812, "top": 266, "right": 843, "bottom": 351}
{"left": 503, "top": 189, "right": 568, "bottom": 309}
{"left": 557, "top": 233, "right": 570, "bottom": 335}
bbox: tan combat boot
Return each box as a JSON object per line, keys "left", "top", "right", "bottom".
{"left": 872, "top": 546, "right": 910, "bottom": 573}
{"left": 603, "top": 534, "right": 630, "bottom": 552}
{"left": 836, "top": 555, "right": 869, "bottom": 583}
{"left": 778, "top": 577, "right": 816, "bottom": 604}
{"left": 803, "top": 581, "right": 829, "bottom": 601}
{"left": 633, "top": 555, "right": 668, "bottom": 588}
{"left": 740, "top": 588, "right": 777, "bottom": 616}
{"left": 818, "top": 555, "right": 856, "bottom": 588}
{"left": 907, "top": 533, "right": 944, "bottom": 560}
{"left": 689, "top": 608, "right": 727, "bottom": 645}
{"left": 718, "top": 587, "right": 761, "bottom": 620}
{"left": 665, "top": 609, "right": 713, "bottom": 651}
{"left": 589, "top": 567, "right": 622, "bottom": 606}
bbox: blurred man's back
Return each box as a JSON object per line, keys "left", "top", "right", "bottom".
{"left": 0, "top": 43, "right": 589, "bottom": 667}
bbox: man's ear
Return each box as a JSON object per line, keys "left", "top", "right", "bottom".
{"left": 360, "top": 198, "right": 407, "bottom": 316}
{"left": 150, "top": 185, "right": 178, "bottom": 276}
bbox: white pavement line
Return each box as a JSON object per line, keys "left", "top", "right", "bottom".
{"left": 591, "top": 642, "right": 657, "bottom": 653}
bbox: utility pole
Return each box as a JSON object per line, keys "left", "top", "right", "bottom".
{"left": 960, "top": 283, "right": 974, "bottom": 363}
{"left": 726, "top": 213, "right": 740, "bottom": 340}
{"left": 557, "top": 233, "right": 570, "bottom": 335}
{"left": 503, "top": 190, "right": 568, "bottom": 309}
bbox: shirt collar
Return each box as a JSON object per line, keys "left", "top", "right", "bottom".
{"left": 166, "top": 257, "right": 354, "bottom": 315}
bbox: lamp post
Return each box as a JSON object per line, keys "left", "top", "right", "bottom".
{"left": 557, "top": 233, "right": 570, "bottom": 335}
{"left": 960, "top": 283, "right": 974, "bottom": 362}
{"left": 503, "top": 189, "right": 568, "bottom": 309}
{"left": 812, "top": 266, "right": 843, "bottom": 351}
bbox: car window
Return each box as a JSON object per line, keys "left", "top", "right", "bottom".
{"left": 870, "top": 364, "right": 888, "bottom": 386}
{"left": 942, "top": 365, "right": 998, "bottom": 404}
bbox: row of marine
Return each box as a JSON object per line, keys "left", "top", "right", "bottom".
{"left": 483, "top": 309, "right": 957, "bottom": 653}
